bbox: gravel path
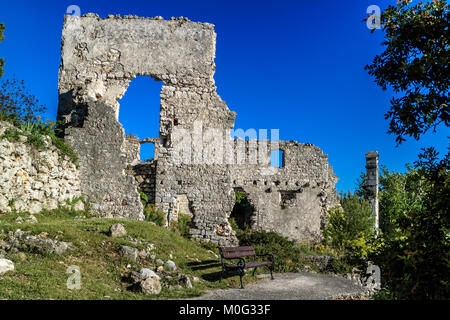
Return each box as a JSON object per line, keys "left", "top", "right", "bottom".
{"left": 193, "top": 273, "right": 369, "bottom": 300}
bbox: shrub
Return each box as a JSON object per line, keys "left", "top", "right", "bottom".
{"left": 0, "top": 114, "right": 78, "bottom": 165}
{"left": 323, "top": 193, "right": 377, "bottom": 264}
{"left": 170, "top": 213, "right": 192, "bottom": 239}
{"left": 371, "top": 148, "right": 450, "bottom": 299}
{"left": 230, "top": 191, "right": 254, "bottom": 230}
{"left": 49, "top": 135, "right": 78, "bottom": 165}
{"left": 236, "top": 229, "right": 311, "bottom": 272}
{"left": 143, "top": 204, "right": 166, "bottom": 226}
{"left": 26, "top": 131, "right": 46, "bottom": 149}
{"left": 138, "top": 189, "right": 148, "bottom": 206}
{"left": 1, "top": 127, "right": 21, "bottom": 142}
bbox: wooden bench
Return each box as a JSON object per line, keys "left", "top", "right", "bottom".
{"left": 219, "top": 246, "right": 274, "bottom": 289}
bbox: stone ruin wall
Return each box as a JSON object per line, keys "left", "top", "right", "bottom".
{"left": 0, "top": 122, "right": 82, "bottom": 214}
{"left": 229, "top": 140, "right": 339, "bottom": 243}
{"left": 57, "top": 14, "right": 340, "bottom": 246}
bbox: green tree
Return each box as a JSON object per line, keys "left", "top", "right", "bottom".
{"left": 0, "top": 23, "right": 5, "bottom": 78}
{"left": 371, "top": 149, "right": 449, "bottom": 299}
{"left": 0, "top": 77, "right": 46, "bottom": 122}
{"left": 323, "top": 193, "right": 376, "bottom": 262}
{"left": 365, "top": 0, "right": 449, "bottom": 144}
{"left": 364, "top": 0, "right": 449, "bottom": 299}
{"left": 378, "top": 166, "right": 425, "bottom": 239}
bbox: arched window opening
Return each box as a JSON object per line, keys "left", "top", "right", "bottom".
{"left": 118, "top": 76, "right": 162, "bottom": 161}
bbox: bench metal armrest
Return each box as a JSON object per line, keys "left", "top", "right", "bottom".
{"left": 222, "top": 257, "right": 246, "bottom": 269}
{"left": 237, "top": 258, "right": 246, "bottom": 270}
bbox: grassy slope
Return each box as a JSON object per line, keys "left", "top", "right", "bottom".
{"left": 0, "top": 209, "right": 258, "bottom": 300}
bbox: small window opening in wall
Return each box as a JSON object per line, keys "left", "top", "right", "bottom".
{"left": 270, "top": 150, "right": 284, "bottom": 167}
{"left": 140, "top": 143, "right": 155, "bottom": 162}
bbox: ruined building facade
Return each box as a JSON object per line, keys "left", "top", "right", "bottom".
{"left": 57, "top": 14, "right": 339, "bottom": 246}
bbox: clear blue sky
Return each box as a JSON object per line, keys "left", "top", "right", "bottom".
{"left": 0, "top": 0, "right": 448, "bottom": 193}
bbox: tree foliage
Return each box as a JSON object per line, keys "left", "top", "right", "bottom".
{"left": 371, "top": 148, "right": 450, "bottom": 299}
{"left": 0, "top": 23, "right": 4, "bottom": 78}
{"left": 365, "top": 0, "right": 449, "bottom": 144}
{"left": 323, "top": 193, "right": 377, "bottom": 262}
{"left": 0, "top": 77, "right": 46, "bottom": 123}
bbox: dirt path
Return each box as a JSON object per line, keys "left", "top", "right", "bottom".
{"left": 193, "top": 273, "right": 369, "bottom": 300}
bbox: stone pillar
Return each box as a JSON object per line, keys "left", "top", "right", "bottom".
{"left": 365, "top": 151, "right": 379, "bottom": 232}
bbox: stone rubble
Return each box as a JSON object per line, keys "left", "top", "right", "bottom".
{"left": 0, "top": 229, "right": 72, "bottom": 255}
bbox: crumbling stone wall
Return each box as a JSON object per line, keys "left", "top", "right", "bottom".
{"left": 125, "top": 161, "right": 157, "bottom": 205}
{"left": 229, "top": 140, "right": 339, "bottom": 243}
{"left": 57, "top": 13, "right": 339, "bottom": 245}
{"left": 0, "top": 122, "right": 82, "bottom": 214}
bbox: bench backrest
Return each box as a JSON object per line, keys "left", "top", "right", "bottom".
{"left": 220, "top": 246, "right": 256, "bottom": 259}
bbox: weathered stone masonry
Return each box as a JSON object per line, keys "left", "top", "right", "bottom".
{"left": 0, "top": 122, "right": 82, "bottom": 214}
{"left": 57, "top": 13, "right": 339, "bottom": 245}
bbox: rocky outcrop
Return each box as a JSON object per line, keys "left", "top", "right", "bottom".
{"left": 0, "top": 121, "right": 82, "bottom": 214}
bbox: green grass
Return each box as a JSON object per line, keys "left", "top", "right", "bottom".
{"left": 0, "top": 209, "right": 260, "bottom": 300}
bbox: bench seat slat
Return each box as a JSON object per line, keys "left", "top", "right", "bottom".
{"left": 221, "top": 246, "right": 254, "bottom": 252}
{"left": 224, "top": 261, "right": 273, "bottom": 269}
{"left": 220, "top": 246, "right": 256, "bottom": 259}
{"left": 222, "top": 251, "right": 255, "bottom": 259}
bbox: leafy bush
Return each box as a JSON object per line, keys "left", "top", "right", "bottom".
{"left": 0, "top": 114, "right": 78, "bottom": 165}
{"left": 371, "top": 148, "right": 450, "bottom": 299}
{"left": 323, "top": 193, "right": 378, "bottom": 266}
{"left": 26, "top": 131, "right": 46, "bottom": 149}
{"left": 236, "top": 229, "right": 312, "bottom": 272}
{"left": 143, "top": 204, "right": 166, "bottom": 226}
{"left": 49, "top": 134, "right": 78, "bottom": 165}
{"left": 170, "top": 213, "right": 192, "bottom": 239}
{"left": 138, "top": 189, "right": 148, "bottom": 206}
{"left": 2, "top": 127, "right": 21, "bottom": 142}
{"left": 230, "top": 191, "right": 254, "bottom": 230}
